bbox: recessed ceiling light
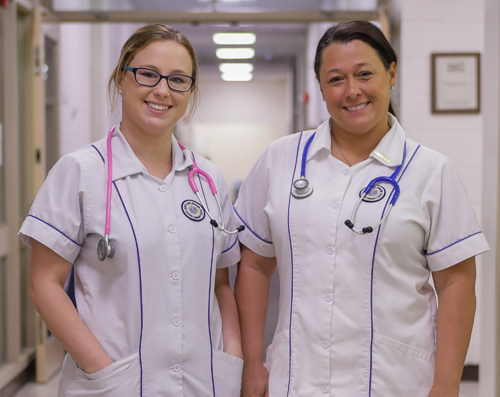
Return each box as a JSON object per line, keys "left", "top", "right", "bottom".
{"left": 219, "top": 63, "right": 254, "bottom": 74}
{"left": 221, "top": 72, "right": 253, "bottom": 82}
{"left": 216, "top": 48, "right": 255, "bottom": 60}
{"left": 213, "top": 33, "right": 256, "bottom": 45}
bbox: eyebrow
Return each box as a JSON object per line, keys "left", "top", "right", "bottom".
{"left": 326, "top": 62, "right": 373, "bottom": 74}
{"left": 139, "top": 65, "right": 191, "bottom": 75}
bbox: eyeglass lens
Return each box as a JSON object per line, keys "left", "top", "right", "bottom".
{"left": 135, "top": 68, "right": 192, "bottom": 91}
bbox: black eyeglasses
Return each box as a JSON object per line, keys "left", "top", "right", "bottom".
{"left": 123, "top": 66, "right": 195, "bottom": 92}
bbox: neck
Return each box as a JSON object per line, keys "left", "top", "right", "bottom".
{"left": 329, "top": 118, "right": 391, "bottom": 166}
{"left": 120, "top": 122, "right": 174, "bottom": 179}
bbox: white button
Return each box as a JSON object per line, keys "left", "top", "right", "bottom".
{"left": 326, "top": 247, "right": 334, "bottom": 255}
{"left": 159, "top": 185, "right": 167, "bottom": 192}
{"left": 321, "top": 386, "right": 329, "bottom": 394}
{"left": 171, "top": 272, "right": 180, "bottom": 280}
{"left": 321, "top": 341, "right": 330, "bottom": 349}
{"left": 173, "top": 364, "right": 181, "bottom": 372}
{"left": 168, "top": 226, "right": 177, "bottom": 234}
{"left": 324, "top": 294, "right": 332, "bottom": 302}
{"left": 173, "top": 318, "right": 181, "bottom": 326}
{"left": 332, "top": 201, "right": 340, "bottom": 209}
{"left": 343, "top": 168, "right": 350, "bottom": 176}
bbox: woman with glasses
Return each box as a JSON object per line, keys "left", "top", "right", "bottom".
{"left": 19, "top": 24, "right": 242, "bottom": 396}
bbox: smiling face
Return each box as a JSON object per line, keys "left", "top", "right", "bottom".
{"left": 318, "top": 39, "right": 396, "bottom": 141}
{"left": 117, "top": 40, "right": 193, "bottom": 139}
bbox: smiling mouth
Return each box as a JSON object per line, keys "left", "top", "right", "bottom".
{"left": 345, "top": 102, "right": 369, "bottom": 111}
{"left": 146, "top": 101, "right": 171, "bottom": 111}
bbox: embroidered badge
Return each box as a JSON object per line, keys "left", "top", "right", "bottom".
{"left": 181, "top": 200, "right": 205, "bottom": 222}
{"left": 359, "top": 185, "right": 386, "bottom": 203}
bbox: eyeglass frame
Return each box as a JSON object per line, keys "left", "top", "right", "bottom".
{"left": 123, "top": 66, "right": 195, "bottom": 92}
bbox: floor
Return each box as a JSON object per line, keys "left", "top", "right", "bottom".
{"left": 12, "top": 373, "right": 479, "bottom": 397}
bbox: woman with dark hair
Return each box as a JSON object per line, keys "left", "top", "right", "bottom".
{"left": 20, "top": 24, "right": 243, "bottom": 396}
{"left": 234, "top": 20, "right": 488, "bottom": 396}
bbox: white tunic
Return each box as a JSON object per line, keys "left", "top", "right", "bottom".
{"left": 234, "top": 116, "right": 489, "bottom": 397}
{"left": 19, "top": 129, "right": 242, "bottom": 397}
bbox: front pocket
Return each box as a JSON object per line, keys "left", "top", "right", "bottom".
{"left": 213, "top": 349, "right": 243, "bottom": 397}
{"left": 371, "top": 332, "right": 435, "bottom": 397}
{"left": 61, "top": 350, "right": 141, "bottom": 397}
{"left": 264, "top": 330, "right": 289, "bottom": 397}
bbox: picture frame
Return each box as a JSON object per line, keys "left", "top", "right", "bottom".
{"left": 431, "top": 53, "right": 481, "bottom": 114}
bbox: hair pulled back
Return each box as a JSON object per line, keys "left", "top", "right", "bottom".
{"left": 108, "top": 23, "right": 199, "bottom": 120}
{"left": 313, "top": 20, "right": 398, "bottom": 117}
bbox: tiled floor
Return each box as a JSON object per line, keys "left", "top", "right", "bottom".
{"left": 13, "top": 374, "right": 479, "bottom": 397}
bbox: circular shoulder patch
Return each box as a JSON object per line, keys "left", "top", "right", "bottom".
{"left": 181, "top": 200, "right": 205, "bottom": 222}
{"left": 359, "top": 185, "right": 386, "bottom": 203}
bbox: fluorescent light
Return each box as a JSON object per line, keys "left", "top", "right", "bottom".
{"left": 213, "top": 33, "right": 256, "bottom": 45}
{"left": 221, "top": 72, "right": 253, "bottom": 82}
{"left": 216, "top": 48, "right": 255, "bottom": 60}
{"left": 219, "top": 63, "right": 254, "bottom": 74}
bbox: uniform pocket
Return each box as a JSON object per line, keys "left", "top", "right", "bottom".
{"left": 213, "top": 349, "right": 243, "bottom": 397}
{"left": 370, "top": 332, "right": 435, "bottom": 397}
{"left": 264, "top": 330, "right": 289, "bottom": 397}
{"left": 60, "top": 350, "right": 141, "bottom": 397}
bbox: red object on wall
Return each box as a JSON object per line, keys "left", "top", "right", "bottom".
{"left": 0, "top": 0, "right": 8, "bottom": 8}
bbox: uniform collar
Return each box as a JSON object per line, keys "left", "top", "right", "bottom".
{"left": 304, "top": 114, "right": 406, "bottom": 167}
{"left": 110, "top": 127, "right": 193, "bottom": 182}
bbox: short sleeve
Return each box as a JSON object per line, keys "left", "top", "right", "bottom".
{"left": 216, "top": 169, "right": 241, "bottom": 269}
{"left": 18, "top": 154, "right": 89, "bottom": 263}
{"left": 234, "top": 147, "right": 275, "bottom": 258}
{"left": 423, "top": 157, "right": 489, "bottom": 271}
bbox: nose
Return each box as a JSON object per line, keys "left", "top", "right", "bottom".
{"left": 154, "top": 77, "right": 171, "bottom": 97}
{"left": 345, "top": 77, "right": 361, "bottom": 98}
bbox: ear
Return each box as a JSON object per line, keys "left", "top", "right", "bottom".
{"left": 388, "top": 61, "right": 397, "bottom": 87}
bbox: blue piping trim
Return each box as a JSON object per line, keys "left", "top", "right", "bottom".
{"left": 286, "top": 131, "right": 304, "bottom": 397}
{"left": 299, "top": 132, "right": 316, "bottom": 178}
{"left": 222, "top": 235, "right": 239, "bottom": 254}
{"left": 426, "top": 231, "right": 483, "bottom": 256}
{"left": 368, "top": 144, "right": 420, "bottom": 396}
{"left": 193, "top": 152, "right": 216, "bottom": 397}
{"left": 27, "top": 215, "right": 82, "bottom": 247}
{"left": 233, "top": 207, "right": 272, "bottom": 245}
{"left": 93, "top": 145, "right": 144, "bottom": 397}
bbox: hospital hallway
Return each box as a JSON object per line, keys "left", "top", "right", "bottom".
{"left": 1, "top": 0, "right": 500, "bottom": 396}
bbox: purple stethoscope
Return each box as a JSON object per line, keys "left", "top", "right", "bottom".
{"left": 97, "top": 126, "right": 244, "bottom": 261}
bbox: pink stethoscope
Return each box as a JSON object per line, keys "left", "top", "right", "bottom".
{"left": 97, "top": 126, "right": 244, "bottom": 261}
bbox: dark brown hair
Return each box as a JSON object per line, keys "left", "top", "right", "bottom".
{"left": 314, "top": 21, "right": 397, "bottom": 117}
{"left": 108, "top": 24, "right": 199, "bottom": 120}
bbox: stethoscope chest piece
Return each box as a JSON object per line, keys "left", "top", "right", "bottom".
{"left": 292, "top": 178, "right": 313, "bottom": 199}
{"left": 97, "top": 236, "right": 115, "bottom": 261}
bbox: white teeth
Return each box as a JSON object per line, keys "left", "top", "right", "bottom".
{"left": 346, "top": 103, "right": 368, "bottom": 111}
{"left": 147, "top": 102, "right": 169, "bottom": 111}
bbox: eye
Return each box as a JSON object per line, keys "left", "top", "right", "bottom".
{"left": 358, "top": 71, "right": 373, "bottom": 79}
{"left": 329, "top": 76, "right": 343, "bottom": 84}
{"left": 170, "top": 76, "right": 188, "bottom": 84}
{"left": 137, "top": 69, "right": 159, "bottom": 79}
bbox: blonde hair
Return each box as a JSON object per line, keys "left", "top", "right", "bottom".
{"left": 108, "top": 24, "right": 199, "bottom": 121}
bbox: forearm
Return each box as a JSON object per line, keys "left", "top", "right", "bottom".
{"left": 234, "top": 250, "right": 275, "bottom": 364}
{"left": 30, "top": 280, "right": 112, "bottom": 373}
{"left": 433, "top": 284, "right": 475, "bottom": 389}
{"left": 29, "top": 240, "right": 111, "bottom": 374}
{"left": 431, "top": 258, "right": 476, "bottom": 395}
{"left": 215, "top": 268, "right": 242, "bottom": 358}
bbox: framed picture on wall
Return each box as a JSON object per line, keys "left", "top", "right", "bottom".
{"left": 431, "top": 53, "right": 481, "bottom": 114}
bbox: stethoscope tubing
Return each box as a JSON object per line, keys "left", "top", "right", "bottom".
{"left": 98, "top": 127, "right": 243, "bottom": 261}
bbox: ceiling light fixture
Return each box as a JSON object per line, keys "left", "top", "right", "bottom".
{"left": 216, "top": 48, "right": 255, "bottom": 60}
{"left": 213, "top": 33, "right": 256, "bottom": 45}
{"left": 221, "top": 72, "right": 253, "bottom": 82}
{"left": 219, "top": 63, "right": 254, "bottom": 74}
